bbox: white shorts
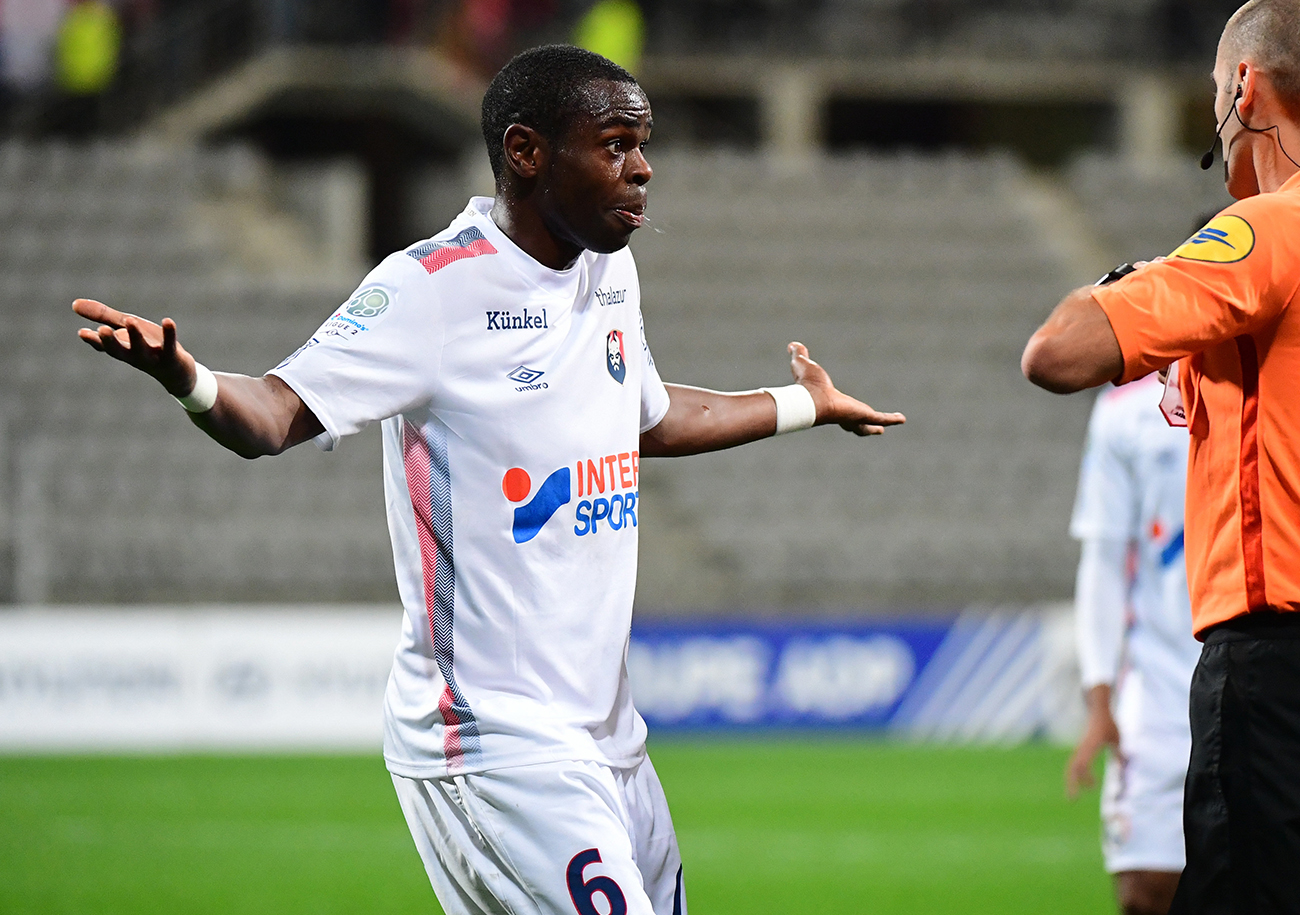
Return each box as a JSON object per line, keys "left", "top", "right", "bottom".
{"left": 392, "top": 756, "right": 685, "bottom": 915}
{"left": 1100, "top": 673, "right": 1190, "bottom": 874}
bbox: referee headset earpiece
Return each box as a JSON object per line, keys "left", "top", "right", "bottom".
{"left": 1201, "top": 82, "right": 1300, "bottom": 172}
{"left": 1200, "top": 85, "right": 1244, "bottom": 170}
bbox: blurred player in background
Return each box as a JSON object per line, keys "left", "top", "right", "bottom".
{"left": 71, "top": 45, "right": 903, "bottom": 915}
{"left": 1066, "top": 374, "right": 1200, "bottom": 915}
{"left": 1023, "top": 1, "right": 1300, "bottom": 906}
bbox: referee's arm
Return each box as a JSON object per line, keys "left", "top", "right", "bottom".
{"left": 1022, "top": 287, "right": 1125, "bottom": 394}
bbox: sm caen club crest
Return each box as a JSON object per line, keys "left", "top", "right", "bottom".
{"left": 606, "top": 330, "right": 626, "bottom": 384}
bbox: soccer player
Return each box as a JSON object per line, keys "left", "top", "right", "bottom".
{"left": 1066, "top": 374, "right": 1201, "bottom": 915}
{"left": 72, "top": 46, "right": 904, "bottom": 915}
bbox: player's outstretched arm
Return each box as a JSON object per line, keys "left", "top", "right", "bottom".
{"left": 73, "top": 299, "right": 323, "bottom": 458}
{"left": 1022, "top": 287, "right": 1125, "bottom": 394}
{"left": 641, "top": 342, "right": 904, "bottom": 458}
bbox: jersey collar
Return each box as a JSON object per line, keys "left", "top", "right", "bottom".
{"left": 466, "top": 197, "right": 590, "bottom": 298}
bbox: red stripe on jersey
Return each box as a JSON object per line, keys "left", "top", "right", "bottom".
{"left": 418, "top": 238, "right": 498, "bottom": 274}
{"left": 438, "top": 685, "right": 465, "bottom": 762}
{"left": 402, "top": 420, "right": 466, "bottom": 769}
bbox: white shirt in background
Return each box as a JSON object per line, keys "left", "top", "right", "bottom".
{"left": 1070, "top": 375, "right": 1201, "bottom": 735}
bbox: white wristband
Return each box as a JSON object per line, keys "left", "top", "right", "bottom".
{"left": 761, "top": 384, "right": 817, "bottom": 435}
{"left": 174, "top": 362, "right": 219, "bottom": 413}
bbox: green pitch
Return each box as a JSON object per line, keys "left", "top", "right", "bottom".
{"left": 0, "top": 740, "right": 1112, "bottom": 914}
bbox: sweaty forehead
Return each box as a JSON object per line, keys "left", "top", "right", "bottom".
{"left": 571, "top": 79, "right": 651, "bottom": 126}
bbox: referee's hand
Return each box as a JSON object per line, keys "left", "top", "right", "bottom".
{"left": 73, "top": 299, "right": 199, "bottom": 399}
{"left": 787, "top": 341, "right": 906, "bottom": 436}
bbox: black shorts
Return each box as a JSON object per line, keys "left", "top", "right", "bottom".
{"left": 1172, "top": 613, "right": 1300, "bottom": 915}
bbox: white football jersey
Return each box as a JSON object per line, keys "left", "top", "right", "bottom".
{"left": 1071, "top": 376, "right": 1200, "bottom": 731}
{"left": 271, "top": 198, "right": 671, "bottom": 777}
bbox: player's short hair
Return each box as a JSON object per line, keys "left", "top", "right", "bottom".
{"left": 480, "top": 44, "right": 640, "bottom": 183}
{"left": 1222, "top": 0, "right": 1300, "bottom": 106}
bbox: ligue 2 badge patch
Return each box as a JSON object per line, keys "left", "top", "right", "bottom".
{"left": 606, "top": 330, "right": 626, "bottom": 384}
{"left": 1171, "top": 214, "right": 1255, "bottom": 264}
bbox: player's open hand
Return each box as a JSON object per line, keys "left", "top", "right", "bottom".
{"left": 73, "top": 299, "right": 198, "bottom": 397}
{"left": 787, "top": 342, "right": 905, "bottom": 436}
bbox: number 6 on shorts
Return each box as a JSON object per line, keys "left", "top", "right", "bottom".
{"left": 567, "top": 848, "right": 627, "bottom": 915}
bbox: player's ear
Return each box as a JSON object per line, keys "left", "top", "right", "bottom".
{"left": 502, "top": 124, "right": 548, "bottom": 182}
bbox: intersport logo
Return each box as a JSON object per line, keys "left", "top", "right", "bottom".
{"left": 502, "top": 451, "right": 640, "bottom": 543}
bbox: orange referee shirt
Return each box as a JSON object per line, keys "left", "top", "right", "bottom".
{"left": 1093, "top": 171, "right": 1300, "bottom": 637}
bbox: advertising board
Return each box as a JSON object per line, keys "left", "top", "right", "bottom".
{"left": 0, "top": 606, "right": 1079, "bottom": 750}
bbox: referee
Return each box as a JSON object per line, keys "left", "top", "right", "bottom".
{"left": 1022, "top": 1, "right": 1300, "bottom": 909}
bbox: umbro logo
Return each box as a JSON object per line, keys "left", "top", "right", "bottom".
{"left": 508, "top": 365, "right": 548, "bottom": 391}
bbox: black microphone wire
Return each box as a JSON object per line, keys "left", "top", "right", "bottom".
{"left": 1202, "top": 89, "right": 1300, "bottom": 172}
{"left": 1201, "top": 96, "right": 1238, "bottom": 170}
{"left": 1231, "top": 109, "right": 1300, "bottom": 171}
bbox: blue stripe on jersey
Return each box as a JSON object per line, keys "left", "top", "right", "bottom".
{"left": 1160, "top": 529, "right": 1186, "bottom": 568}
{"left": 427, "top": 420, "right": 481, "bottom": 760}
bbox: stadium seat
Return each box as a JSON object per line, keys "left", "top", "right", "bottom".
{"left": 1068, "top": 152, "right": 1235, "bottom": 262}
{"left": 631, "top": 150, "right": 1093, "bottom": 612}
{"left": 2, "top": 142, "right": 1097, "bottom": 611}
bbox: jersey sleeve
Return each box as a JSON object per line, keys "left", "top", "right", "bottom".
{"left": 1092, "top": 196, "right": 1300, "bottom": 384}
{"left": 638, "top": 309, "right": 671, "bottom": 433}
{"left": 1074, "top": 537, "right": 1129, "bottom": 688}
{"left": 1069, "top": 391, "right": 1138, "bottom": 542}
{"left": 268, "top": 252, "right": 443, "bottom": 451}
